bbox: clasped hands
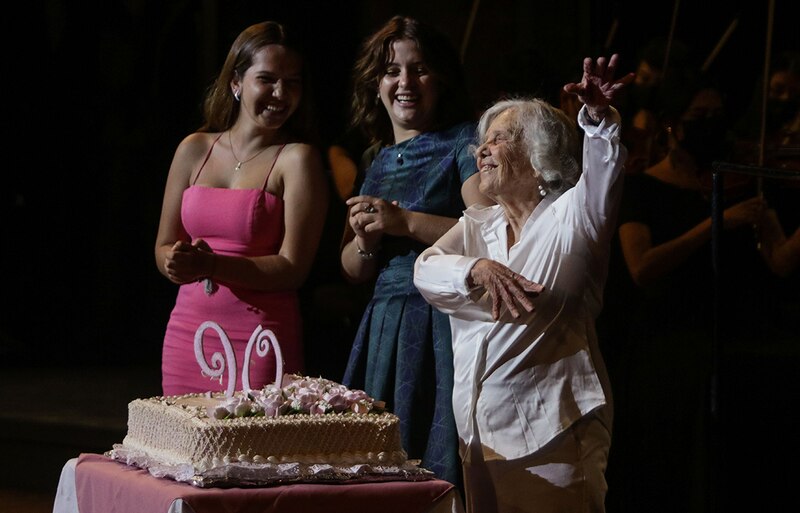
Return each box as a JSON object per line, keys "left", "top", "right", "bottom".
{"left": 346, "top": 194, "right": 404, "bottom": 251}
{"left": 164, "top": 239, "right": 215, "bottom": 284}
{"left": 468, "top": 259, "right": 545, "bottom": 320}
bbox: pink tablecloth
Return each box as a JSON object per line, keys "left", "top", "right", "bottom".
{"left": 75, "top": 453, "right": 457, "bottom": 513}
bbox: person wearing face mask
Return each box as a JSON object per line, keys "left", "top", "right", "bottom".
{"left": 339, "top": 16, "right": 491, "bottom": 491}
{"left": 600, "top": 74, "right": 768, "bottom": 513}
{"left": 155, "top": 21, "right": 328, "bottom": 395}
{"left": 616, "top": 38, "right": 693, "bottom": 175}
{"left": 734, "top": 50, "right": 800, "bottom": 162}
{"left": 765, "top": 65, "right": 800, "bottom": 141}
{"left": 675, "top": 86, "right": 733, "bottom": 173}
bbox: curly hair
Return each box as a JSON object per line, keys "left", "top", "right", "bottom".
{"left": 349, "top": 16, "right": 473, "bottom": 146}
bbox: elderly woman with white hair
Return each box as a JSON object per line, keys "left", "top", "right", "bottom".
{"left": 413, "top": 55, "right": 633, "bottom": 513}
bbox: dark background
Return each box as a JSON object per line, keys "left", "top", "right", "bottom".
{"left": 0, "top": 1, "right": 796, "bottom": 509}
{"left": 2, "top": 0, "right": 796, "bottom": 366}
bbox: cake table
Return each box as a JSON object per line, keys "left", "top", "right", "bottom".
{"left": 53, "top": 454, "right": 464, "bottom": 513}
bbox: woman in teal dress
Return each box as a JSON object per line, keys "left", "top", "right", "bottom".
{"left": 339, "top": 16, "right": 489, "bottom": 488}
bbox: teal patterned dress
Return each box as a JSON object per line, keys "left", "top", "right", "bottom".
{"left": 343, "top": 122, "right": 478, "bottom": 487}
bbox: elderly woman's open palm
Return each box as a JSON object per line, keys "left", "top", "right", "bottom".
{"left": 563, "top": 54, "right": 634, "bottom": 114}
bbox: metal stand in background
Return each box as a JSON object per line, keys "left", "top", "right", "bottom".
{"left": 709, "top": 160, "right": 799, "bottom": 513}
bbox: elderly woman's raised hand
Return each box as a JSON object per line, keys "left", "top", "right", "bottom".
{"left": 563, "top": 54, "right": 634, "bottom": 122}
{"left": 468, "top": 259, "right": 545, "bottom": 320}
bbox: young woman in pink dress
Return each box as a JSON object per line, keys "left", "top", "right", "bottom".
{"left": 154, "top": 21, "right": 328, "bottom": 395}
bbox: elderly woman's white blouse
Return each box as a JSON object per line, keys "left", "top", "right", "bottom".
{"left": 413, "top": 106, "right": 626, "bottom": 460}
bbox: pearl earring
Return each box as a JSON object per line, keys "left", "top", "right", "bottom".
{"left": 538, "top": 184, "right": 547, "bottom": 197}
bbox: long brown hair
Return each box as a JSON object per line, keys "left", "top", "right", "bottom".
{"left": 350, "top": 16, "right": 473, "bottom": 146}
{"left": 199, "top": 21, "right": 317, "bottom": 143}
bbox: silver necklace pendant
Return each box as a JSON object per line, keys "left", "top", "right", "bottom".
{"left": 235, "top": 161, "right": 243, "bottom": 171}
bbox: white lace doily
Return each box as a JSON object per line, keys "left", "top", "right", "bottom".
{"left": 107, "top": 444, "right": 435, "bottom": 488}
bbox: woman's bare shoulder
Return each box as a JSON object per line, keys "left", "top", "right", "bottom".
{"left": 281, "top": 142, "right": 320, "bottom": 158}
{"left": 277, "top": 142, "right": 323, "bottom": 171}
{"left": 175, "top": 131, "right": 222, "bottom": 160}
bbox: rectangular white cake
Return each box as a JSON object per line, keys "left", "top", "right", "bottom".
{"left": 119, "top": 375, "right": 408, "bottom": 474}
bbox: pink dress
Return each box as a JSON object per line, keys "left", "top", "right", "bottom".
{"left": 161, "top": 140, "right": 302, "bottom": 395}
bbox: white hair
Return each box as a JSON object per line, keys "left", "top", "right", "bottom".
{"left": 476, "top": 98, "right": 581, "bottom": 194}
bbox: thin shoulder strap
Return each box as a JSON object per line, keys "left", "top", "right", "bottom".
{"left": 192, "top": 133, "right": 225, "bottom": 185}
{"left": 262, "top": 144, "right": 287, "bottom": 191}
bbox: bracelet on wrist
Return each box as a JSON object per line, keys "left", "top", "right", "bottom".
{"left": 355, "top": 241, "right": 379, "bottom": 260}
{"left": 202, "top": 254, "right": 218, "bottom": 296}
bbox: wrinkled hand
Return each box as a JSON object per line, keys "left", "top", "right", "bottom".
{"left": 164, "top": 239, "right": 214, "bottom": 284}
{"left": 346, "top": 195, "right": 406, "bottom": 249}
{"left": 724, "top": 196, "right": 766, "bottom": 230}
{"left": 563, "top": 54, "right": 634, "bottom": 121}
{"left": 469, "top": 259, "right": 545, "bottom": 320}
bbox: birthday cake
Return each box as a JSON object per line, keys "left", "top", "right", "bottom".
{"left": 108, "top": 323, "right": 426, "bottom": 486}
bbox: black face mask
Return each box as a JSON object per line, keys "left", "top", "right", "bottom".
{"left": 766, "top": 98, "right": 800, "bottom": 131}
{"left": 681, "top": 116, "right": 729, "bottom": 167}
